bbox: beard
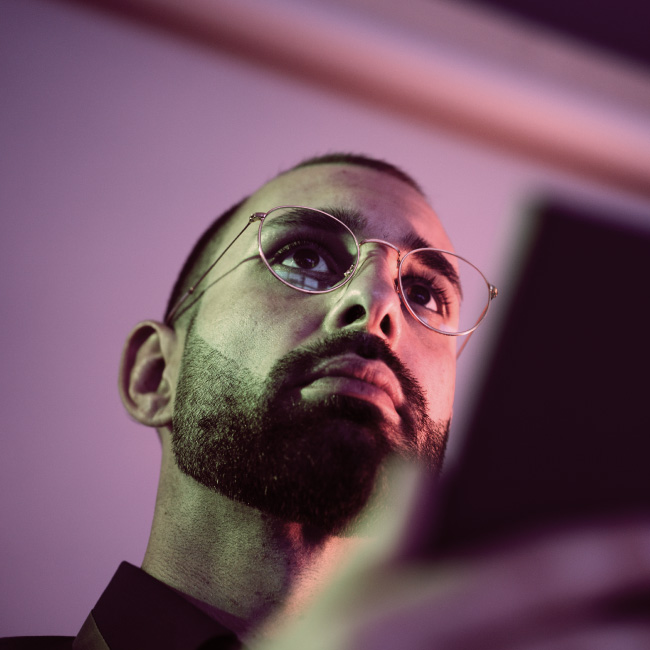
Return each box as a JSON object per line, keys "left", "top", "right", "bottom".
{"left": 172, "top": 328, "right": 449, "bottom": 535}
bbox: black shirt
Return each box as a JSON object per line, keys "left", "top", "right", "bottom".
{"left": 1, "top": 563, "right": 241, "bottom": 650}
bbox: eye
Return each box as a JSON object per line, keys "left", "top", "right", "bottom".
{"left": 267, "top": 239, "right": 349, "bottom": 291}
{"left": 402, "top": 275, "right": 450, "bottom": 315}
{"left": 277, "top": 243, "right": 331, "bottom": 273}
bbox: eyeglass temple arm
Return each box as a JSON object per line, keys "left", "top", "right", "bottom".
{"left": 456, "top": 283, "right": 497, "bottom": 359}
{"left": 456, "top": 331, "right": 474, "bottom": 359}
{"left": 165, "top": 214, "right": 261, "bottom": 324}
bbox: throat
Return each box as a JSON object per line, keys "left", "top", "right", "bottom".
{"left": 143, "top": 473, "right": 359, "bottom": 638}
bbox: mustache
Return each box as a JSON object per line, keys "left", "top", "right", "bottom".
{"left": 268, "top": 331, "right": 429, "bottom": 420}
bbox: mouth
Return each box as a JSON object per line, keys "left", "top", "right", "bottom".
{"left": 297, "top": 354, "right": 405, "bottom": 422}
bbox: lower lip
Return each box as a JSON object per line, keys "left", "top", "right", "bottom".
{"left": 300, "top": 376, "right": 399, "bottom": 421}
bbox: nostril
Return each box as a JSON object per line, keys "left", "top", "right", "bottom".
{"left": 342, "top": 304, "right": 366, "bottom": 326}
{"left": 380, "top": 314, "right": 392, "bottom": 337}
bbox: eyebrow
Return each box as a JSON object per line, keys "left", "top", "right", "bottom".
{"left": 265, "top": 206, "right": 373, "bottom": 239}
{"left": 409, "top": 249, "right": 462, "bottom": 297}
{"left": 263, "top": 206, "right": 356, "bottom": 235}
{"left": 324, "top": 206, "right": 368, "bottom": 234}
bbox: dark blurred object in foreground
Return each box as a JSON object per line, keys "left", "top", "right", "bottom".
{"left": 420, "top": 198, "right": 650, "bottom": 558}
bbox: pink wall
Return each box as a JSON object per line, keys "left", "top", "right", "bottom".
{"left": 2, "top": 0, "right": 648, "bottom": 637}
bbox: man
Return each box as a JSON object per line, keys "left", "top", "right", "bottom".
{"left": 115, "top": 153, "right": 461, "bottom": 646}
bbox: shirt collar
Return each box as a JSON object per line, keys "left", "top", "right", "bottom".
{"left": 89, "top": 562, "right": 240, "bottom": 650}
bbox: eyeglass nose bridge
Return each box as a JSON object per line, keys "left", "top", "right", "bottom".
{"left": 344, "top": 238, "right": 402, "bottom": 289}
{"left": 358, "top": 238, "right": 402, "bottom": 260}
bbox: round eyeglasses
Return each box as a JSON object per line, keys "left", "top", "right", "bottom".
{"left": 166, "top": 205, "right": 497, "bottom": 342}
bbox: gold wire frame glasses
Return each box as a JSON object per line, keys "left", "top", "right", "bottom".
{"left": 166, "top": 206, "right": 497, "bottom": 353}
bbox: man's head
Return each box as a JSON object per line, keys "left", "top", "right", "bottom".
{"left": 120, "top": 154, "right": 457, "bottom": 535}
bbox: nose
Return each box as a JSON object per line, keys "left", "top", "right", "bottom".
{"left": 322, "top": 244, "right": 403, "bottom": 344}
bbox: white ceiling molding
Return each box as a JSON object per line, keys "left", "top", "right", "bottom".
{"left": 70, "top": 0, "right": 650, "bottom": 198}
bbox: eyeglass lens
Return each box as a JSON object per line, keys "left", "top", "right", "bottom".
{"left": 259, "top": 206, "right": 490, "bottom": 336}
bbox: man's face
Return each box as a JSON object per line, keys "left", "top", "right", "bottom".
{"left": 171, "top": 164, "right": 457, "bottom": 533}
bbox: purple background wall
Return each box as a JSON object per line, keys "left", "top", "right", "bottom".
{"left": 2, "top": 0, "right": 648, "bottom": 637}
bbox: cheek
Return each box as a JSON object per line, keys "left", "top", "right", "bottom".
{"left": 429, "top": 360, "right": 456, "bottom": 417}
{"left": 404, "top": 337, "right": 456, "bottom": 420}
{"left": 195, "top": 283, "right": 328, "bottom": 378}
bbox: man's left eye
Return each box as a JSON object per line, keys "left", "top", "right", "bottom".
{"left": 405, "top": 283, "right": 440, "bottom": 311}
{"left": 402, "top": 276, "right": 450, "bottom": 316}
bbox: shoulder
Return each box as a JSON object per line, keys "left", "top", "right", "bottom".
{"left": 0, "top": 638, "right": 74, "bottom": 649}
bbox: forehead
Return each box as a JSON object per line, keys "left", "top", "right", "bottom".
{"left": 241, "top": 164, "right": 454, "bottom": 252}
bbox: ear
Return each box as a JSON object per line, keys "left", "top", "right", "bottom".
{"left": 119, "top": 320, "right": 180, "bottom": 428}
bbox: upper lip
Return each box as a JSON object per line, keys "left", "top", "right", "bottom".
{"left": 300, "top": 354, "right": 404, "bottom": 409}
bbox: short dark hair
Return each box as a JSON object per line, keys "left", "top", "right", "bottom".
{"left": 164, "top": 153, "right": 423, "bottom": 324}
{"left": 290, "top": 153, "right": 424, "bottom": 195}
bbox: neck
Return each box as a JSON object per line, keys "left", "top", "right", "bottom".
{"left": 141, "top": 446, "right": 364, "bottom": 642}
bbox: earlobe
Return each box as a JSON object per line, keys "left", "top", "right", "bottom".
{"left": 119, "top": 321, "right": 179, "bottom": 428}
